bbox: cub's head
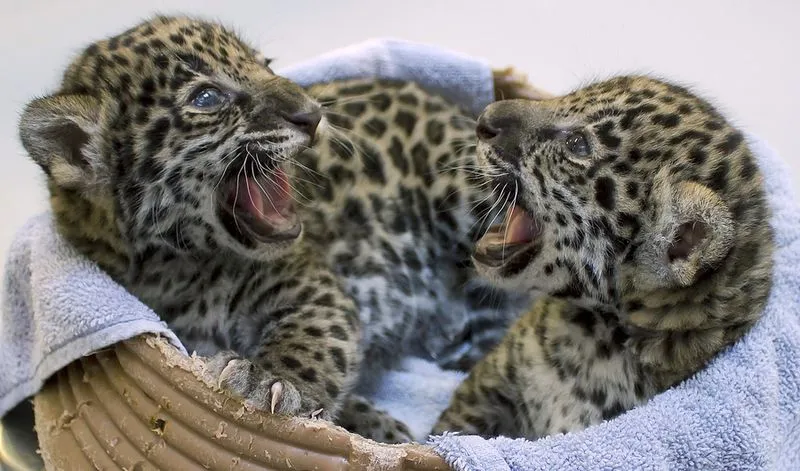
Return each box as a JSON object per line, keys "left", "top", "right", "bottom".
{"left": 20, "top": 16, "right": 321, "bottom": 268}
{"left": 471, "top": 76, "right": 772, "bottom": 315}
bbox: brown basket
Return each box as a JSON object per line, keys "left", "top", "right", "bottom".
{"left": 33, "top": 335, "right": 451, "bottom": 470}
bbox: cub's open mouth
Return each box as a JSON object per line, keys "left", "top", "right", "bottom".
{"left": 218, "top": 167, "right": 301, "bottom": 246}
{"left": 474, "top": 204, "right": 542, "bottom": 267}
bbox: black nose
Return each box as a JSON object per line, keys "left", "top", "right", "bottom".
{"left": 476, "top": 120, "right": 500, "bottom": 141}
{"left": 283, "top": 108, "right": 322, "bottom": 140}
{"left": 476, "top": 112, "right": 520, "bottom": 143}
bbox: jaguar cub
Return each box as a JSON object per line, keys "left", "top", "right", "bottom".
{"left": 432, "top": 76, "right": 774, "bottom": 439}
{"left": 19, "top": 16, "right": 537, "bottom": 442}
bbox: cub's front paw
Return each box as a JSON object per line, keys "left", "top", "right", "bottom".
{"left": 202, "top": 351, "right": 332, "bottom": 420}
{"left": 430, "top": 412, "right": 480, "bottom": 437}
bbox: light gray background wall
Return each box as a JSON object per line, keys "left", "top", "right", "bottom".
{"left": 1, "top": 0, "right": 797, "bottom": 271}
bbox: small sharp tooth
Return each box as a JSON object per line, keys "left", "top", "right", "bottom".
{"left": 485, "top": 234, "right": 505, "bottom": 244}
{"left": 488, "top": 224, "right": 505, "bottom": 235}
{"left": 485, "top": 245, "right": 505, "bottom": 257}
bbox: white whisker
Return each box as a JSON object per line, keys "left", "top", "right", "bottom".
{"left": 502, "top": 182, "right": 519, "bottom": 260}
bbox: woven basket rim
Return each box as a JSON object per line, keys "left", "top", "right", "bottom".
{"left": 33, "top": 334, "right": 451, "bottom": 471}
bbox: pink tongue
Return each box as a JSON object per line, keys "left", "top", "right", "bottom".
{"left": 236, "top": 169, "right": 291, "bottom": 223}
{"left": 504, "top": 205, "right": 538, "bottom": 245}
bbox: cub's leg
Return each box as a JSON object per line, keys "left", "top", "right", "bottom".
{"left": 431, "top": 335, "right": 524, "bottom": 438}
{"left": 203, "top": 262, "right": 361, "bottom": 421}
{"left": 337, "top": 394, "right": 414, "bottom": 444}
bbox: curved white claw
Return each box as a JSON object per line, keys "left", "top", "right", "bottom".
{"left": 270, "top": 381, "right": 283, "bottom": 414}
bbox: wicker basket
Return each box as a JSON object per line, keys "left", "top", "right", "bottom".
{"left": 33, "top": 335, "right": 450, "bottom": 470}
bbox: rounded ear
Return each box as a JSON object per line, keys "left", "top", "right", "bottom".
{"left": 665, "top": 181, "right": 734, "bottom": 286}
{"left": 19, "top": 94, "right": 104, "bottom": 189}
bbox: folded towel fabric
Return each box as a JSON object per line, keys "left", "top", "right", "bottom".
{"left": 0, "top": 212, "right": 185, "bottom": 418}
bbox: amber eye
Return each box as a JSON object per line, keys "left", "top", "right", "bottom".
{"left": 565, "top": 131, "right": 591, "bottom": 157}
